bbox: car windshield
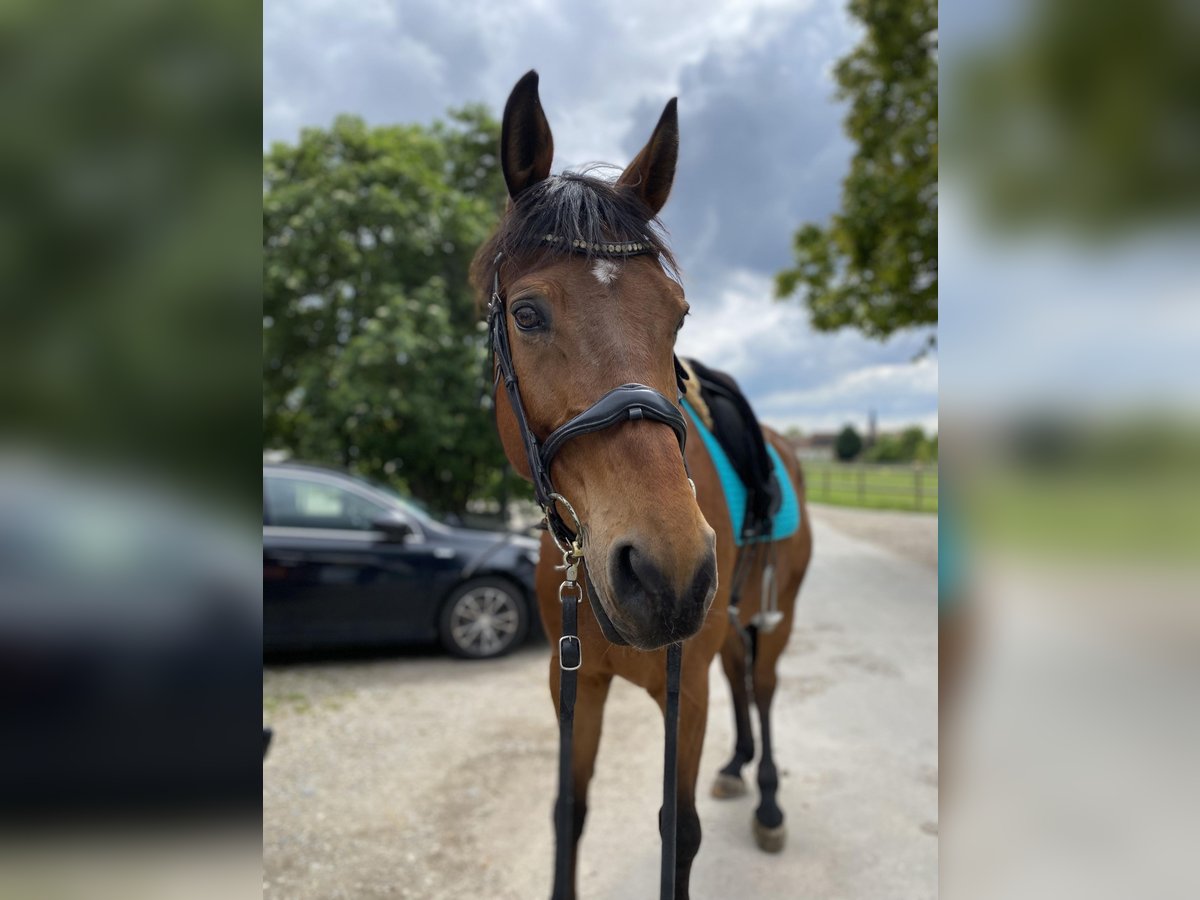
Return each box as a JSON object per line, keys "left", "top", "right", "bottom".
{"left": 360, "top": 479, "right": 444, "bottom": 528}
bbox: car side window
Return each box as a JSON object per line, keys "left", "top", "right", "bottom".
{"left": 265, "top": 476, "right": 391, "bottom": 531}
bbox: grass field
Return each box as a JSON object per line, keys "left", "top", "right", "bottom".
{"left": 802, "top": 460, "right": 938, "bottom": 513}
{"left": 971, "top": 468, "right": 1199, "bottom": 563}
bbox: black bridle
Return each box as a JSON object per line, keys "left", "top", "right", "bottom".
{"left": 487, "top": 247, "right": 690, "bottom": 900}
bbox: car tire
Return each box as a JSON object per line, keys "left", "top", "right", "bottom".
{"left": 439, "top": 576, "right": 530, "bottom": 659}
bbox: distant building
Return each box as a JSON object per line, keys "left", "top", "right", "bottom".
{"left": 788, "top": 432, "right": 837, "bottom": 461}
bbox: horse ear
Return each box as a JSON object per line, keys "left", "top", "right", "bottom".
{"left": 618, "top": 98, "right": 679, "bottom": 216}
{"left": 501, "top": 70, "right": 554, "bottom": 199}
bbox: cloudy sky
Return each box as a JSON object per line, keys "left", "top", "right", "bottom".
{"left": 264, "top": 0, "right": 938, "bottom": 435}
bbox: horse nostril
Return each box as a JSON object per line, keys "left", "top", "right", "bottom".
{"left": 689, "top": 548, "right": 718, "bottom": 609}
{"left": 611, "top": 542, "right": 666, "bottom": 601}
{"left": 613, "top": 542, "right": 640, "bottom": 596}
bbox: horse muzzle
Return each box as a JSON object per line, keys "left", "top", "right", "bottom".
{"left": 585, "top": 534, "right": 717, "bottom": 650}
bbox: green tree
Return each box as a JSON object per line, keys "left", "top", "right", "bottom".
{"left": 899, "top": 425, "right": 927, "bottom": 460}
{"left": 947, "top": 0, "right": 1200, "bottom": 233}
{"left": 864, "top": 425, "right": 934, "bottom": 463}
{"left": 864, "top": 433, "right": 904, "bottom": 463}
{"left": 776, "top": 0, "right": 937, "bottom": 344}
{"left": 835, "top": 425, "right": 864, "bottom": 461}
{"left": 263, "top": 108, "right": 515, "bottom": 513}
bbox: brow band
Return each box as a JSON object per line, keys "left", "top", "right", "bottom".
{"left": 540, "top": 234, "right": 656, "bottom": 256}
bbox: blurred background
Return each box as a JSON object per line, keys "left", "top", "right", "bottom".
{"left": 939, "top": 0, "right": 1200, "bottom": 898}
{"left": 1, "top": 0, "right": 262, "bottom": 897}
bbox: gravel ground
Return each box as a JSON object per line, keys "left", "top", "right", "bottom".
{"left": 263, "top": 505, "right": 938, "bottom": 899}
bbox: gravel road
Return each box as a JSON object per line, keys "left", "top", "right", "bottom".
{"left": 263, "top": 504, "right": 938, "bottom": 899}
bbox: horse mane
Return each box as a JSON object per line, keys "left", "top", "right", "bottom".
{"left": 470, "top": 168, "right": 678, "bottom": 305}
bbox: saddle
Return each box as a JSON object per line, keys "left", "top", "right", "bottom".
{"left": 679, "top": 357, "right": 782, "bottom": 543}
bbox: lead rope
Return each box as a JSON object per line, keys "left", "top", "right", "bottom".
{"left": 548, "top": 513, "right": 683, "bottom": 900}
{"left": 660, "top": 641, "right": 682, "bottom": 899}
{"left": 552, "top": 526, "right": 583, "bottom": 900}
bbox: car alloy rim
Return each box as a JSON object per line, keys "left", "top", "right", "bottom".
{"left": 450, "top": 586, "right": 520, "bottom": 656}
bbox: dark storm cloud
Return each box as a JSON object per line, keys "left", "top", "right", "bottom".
{"left": 629, "top": 6, "right": 855, "bottom": 282}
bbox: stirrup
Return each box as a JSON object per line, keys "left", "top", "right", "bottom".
{"left": 749, "top": 564, "right": 783, "bottom": 633}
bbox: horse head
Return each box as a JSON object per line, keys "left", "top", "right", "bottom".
{"left": 473, "top": 71, "right": 717, "bottom": 650}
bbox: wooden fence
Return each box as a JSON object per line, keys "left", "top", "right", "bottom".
{"left": 803, "top": 461, "right": 938, "bottom": 513}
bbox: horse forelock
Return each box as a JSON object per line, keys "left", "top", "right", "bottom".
{"left": 471, "top": 169, "right": 678, "bottom": 303}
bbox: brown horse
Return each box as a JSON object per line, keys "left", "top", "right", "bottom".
{"left": 472, "top": 71, "right": 813, "bottom": 899}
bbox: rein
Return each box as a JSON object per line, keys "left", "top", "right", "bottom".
{"left": 487, "top": 248, "right": 690, "bottom": 900}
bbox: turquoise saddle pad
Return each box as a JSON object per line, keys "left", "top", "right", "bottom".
{"left": 682, "top": 400, "right": 801, "bottom": 546}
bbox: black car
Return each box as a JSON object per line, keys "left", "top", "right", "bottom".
{"left": 263, "top": 463, "right": 540, "bottom": 658}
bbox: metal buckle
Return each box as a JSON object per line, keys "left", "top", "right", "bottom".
{"left": 558, "top": 635, "right": 582, "bottom": 671}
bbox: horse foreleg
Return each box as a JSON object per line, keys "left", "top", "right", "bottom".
{"left": 712, "top": 621, "right": 755, "bottom": 798}
{"left": 659, "top": 671, "right": 707, "bottom": 899}
{"left": 549, "top": 667, "right": 611, "bottom": 900}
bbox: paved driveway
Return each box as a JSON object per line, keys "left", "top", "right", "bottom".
{"left": 263, "top": 504, "right": 938, "bottom": 899}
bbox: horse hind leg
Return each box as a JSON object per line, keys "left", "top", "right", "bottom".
{"left": 749, "top": 529, "right": 809, "bottom": 852}
{"left": 711, "top": 617, "right": 755, "bottom": 799}
{"left": 750, "top": 625, "right": 787, "bottom": 853}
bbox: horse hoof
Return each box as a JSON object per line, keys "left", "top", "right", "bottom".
{"left": 752, "top": 817, "right": 787, "bottom": 853}
{"left": 710, "top": 773, "right": 748, "bottom": 799}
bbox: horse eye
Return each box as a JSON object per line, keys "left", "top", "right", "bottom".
{"left": 512, "top": 305, "right": 545, "bottom": 331}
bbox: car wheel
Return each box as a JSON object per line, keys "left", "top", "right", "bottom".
{"left": 439, "top": 577, "right": 530, "bottom": 659}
